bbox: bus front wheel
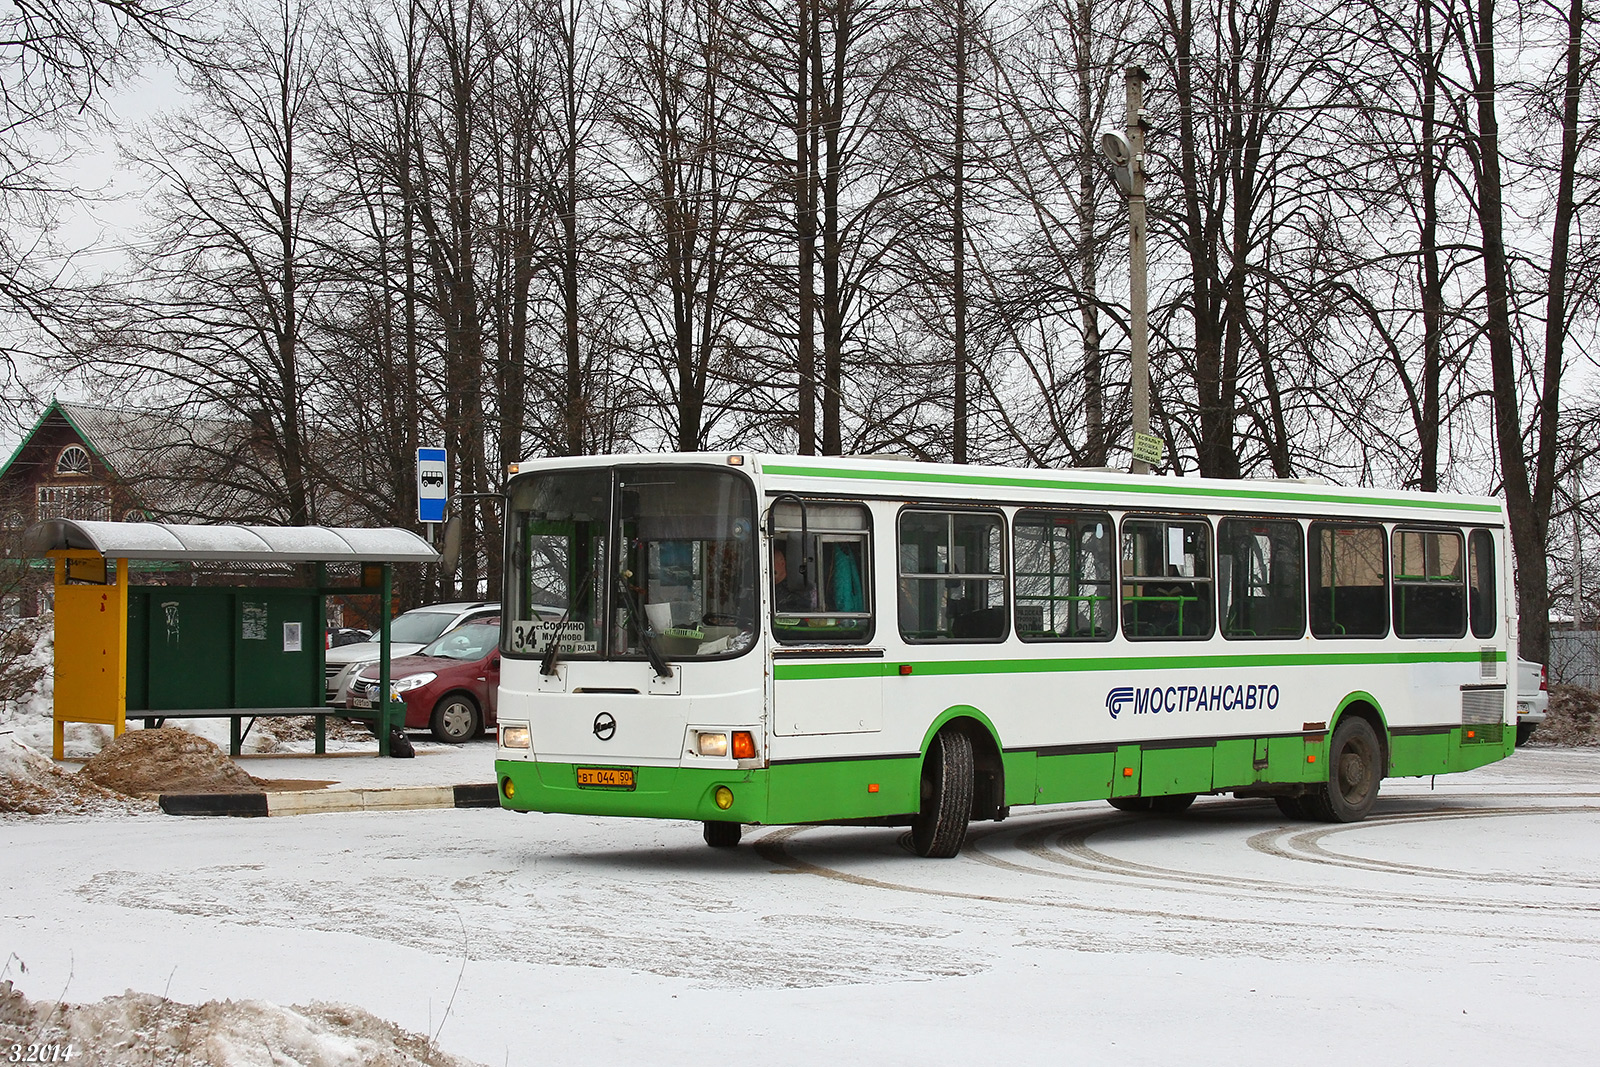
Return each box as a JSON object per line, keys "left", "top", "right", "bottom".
{"left": 1305, "top": 717, "right": 1382, "bottom": 822}
{"left": 911, "top": 728, "right": 974, "bottom": 858}
{"left": 703, "top": 821, "right": 741, "bottom": 847}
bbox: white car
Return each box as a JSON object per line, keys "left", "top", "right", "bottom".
{"left": 325, "top": 601, "right": 498, "bottom": 705}
{"left": 1516, "top": 658, "right": 1548, "bottom": 746}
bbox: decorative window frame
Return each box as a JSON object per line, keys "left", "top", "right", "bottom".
{"left": 55, "top": 444, "right": 92, "bottom": 476}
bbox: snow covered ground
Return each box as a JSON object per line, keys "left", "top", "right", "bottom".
{"left": 2, "top": 746, "right": 1596, "bottom": 1066}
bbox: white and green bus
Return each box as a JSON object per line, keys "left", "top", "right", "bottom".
{"left": 493, "top": 453, "right": 1514, "bottom": 857}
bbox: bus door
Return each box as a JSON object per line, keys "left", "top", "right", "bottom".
{"left": 767, "top": 500, "right": 882, "bottom": 737}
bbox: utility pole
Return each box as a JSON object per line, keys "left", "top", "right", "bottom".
{"left": 1102, "top": 65, "right": 1155, "bottom": 474}
{"left": 1125, "top": 65, "right": 1152, "bottom": 475}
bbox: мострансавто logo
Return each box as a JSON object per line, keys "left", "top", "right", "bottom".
{"left": 1105, "top": 683, "right": 1281, "bottom": 719}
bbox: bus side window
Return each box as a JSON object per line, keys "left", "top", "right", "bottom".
{"left": 899, "top": 509, "right": 1008, "bottom": 642}
{"left": 1309, "top": 523, "right": 1388, "bottom": 638}
{"left": 769, "top": 501, "right": 874, "bottom": 644}
{"left": 1468, "top": 528, "right": 1497, "bottom": 639}
{"left": 1120, "top": 516, "right": 1213, "bottom": 640}
{"left": 1013, "top": 510, "right": 1113, "bottom": 641}
{"left": 1392, "top": 527, "right": 1466, "bottom": 638}
{"left": 1218, "top": 518, "right": 1304, "bottom": 640}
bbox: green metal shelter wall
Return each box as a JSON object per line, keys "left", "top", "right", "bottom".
{"left": 125, "top": 588, "right": 323, "bottom": 711}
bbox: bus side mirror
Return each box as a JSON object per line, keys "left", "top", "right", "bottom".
{"left": 785, "top": 532, "right": 817, "bottom": 593}
{"left": 440, "top": 515, "right": 463, "bottom": 576}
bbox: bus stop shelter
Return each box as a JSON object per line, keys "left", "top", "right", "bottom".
{"left": 22, "top": 519, "right": 439, "bottom": 759}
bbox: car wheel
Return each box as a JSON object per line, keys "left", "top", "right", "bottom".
{"left": 430, "top": 694, "right": 481, "bottom": 744}
{"left": 1516, "top": 722, "right": 1537, "bottom": 747}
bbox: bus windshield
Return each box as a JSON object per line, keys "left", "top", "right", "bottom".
{"left": 504, "top": 465, "right": 758, "bottom": 660}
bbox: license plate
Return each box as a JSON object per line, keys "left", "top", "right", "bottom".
{"left": 576, "top": 767, "right": 635, "bottom": 790}
{"left": 352, "top": 696, "right": 372, "bottom": 709}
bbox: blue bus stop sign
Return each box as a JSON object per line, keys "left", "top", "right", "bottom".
{"left": 417, "top": 447, "right": 447, "bottom": 523}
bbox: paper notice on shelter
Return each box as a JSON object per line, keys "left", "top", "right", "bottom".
{"left": 283, "top": 621, "right": 302, "bottom": 652}
{"left": 242, "top": 602, "right": 268, "bottom": 640}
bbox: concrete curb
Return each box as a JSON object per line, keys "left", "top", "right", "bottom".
{"left": 159, "top": 783, "right": 499, "bottom": 817}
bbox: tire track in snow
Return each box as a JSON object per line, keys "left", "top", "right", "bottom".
{"left": 752, "top": 797, "right": 1600, "bottom": 950}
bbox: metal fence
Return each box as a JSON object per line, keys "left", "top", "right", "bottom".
{"left": 1549, "top": 631, "right": 1600, "bottom": 688}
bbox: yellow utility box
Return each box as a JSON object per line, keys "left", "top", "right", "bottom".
{"left": 49, "top": 551, "right": 130, "bottom": 759}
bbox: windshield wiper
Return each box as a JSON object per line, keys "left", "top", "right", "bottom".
{"left": 539, "top": 567, "right": 593, "bottom": 677}
{"left": 616, "top": 569, "right": 672, "bottom": 679}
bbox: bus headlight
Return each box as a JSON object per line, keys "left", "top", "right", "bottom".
{"left": 500, "top": 724, "right": 531, "bottom": 749}
{"left": 697, "top": 732, "right": 728, "bottom": 757}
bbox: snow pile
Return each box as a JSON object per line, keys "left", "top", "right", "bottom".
{"left": 0, "top": 738, "right": 146, "bottom": 816}
{"left": 80, "top": 727, "right": 263, "bottom": 797}
{"left": 1536, "top": 686, "right": 1600, "bottom": 746}
{"left": 0, "top": 981, "right": 483, "bottom": 1067}
{"left": 247, "top": 715, "right": 375, "bottom": 751}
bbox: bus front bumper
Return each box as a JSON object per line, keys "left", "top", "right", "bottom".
{"left": 495, "top": 758, "right": 770, "bottom": 823}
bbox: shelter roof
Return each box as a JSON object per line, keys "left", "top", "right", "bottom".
{"left": 22, "top": 519, "right": 438, "bottom": 563}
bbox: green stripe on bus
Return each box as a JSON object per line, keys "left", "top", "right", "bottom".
{"left": 760, "top": 463, "right": 1503, "bottom": 515}
{"left": 774, "top": 648, "right": 1503, "bottom": 681}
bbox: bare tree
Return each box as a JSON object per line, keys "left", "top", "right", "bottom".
{"left": 606, "top": 0, "right": 765, "bottom": 451}
{"left": 87, "top": 0, "right": 323, "bottom": 524}
{"left": 0, "top": 0, "right": 202, "bottom": 403}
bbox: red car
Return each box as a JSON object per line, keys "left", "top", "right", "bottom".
{"left": 346, "top": 617, "right": 500, "bottom": 743}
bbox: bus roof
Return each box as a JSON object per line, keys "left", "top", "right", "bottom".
{"left": 508, "top": 452, "right": 1505, "bottom": 524}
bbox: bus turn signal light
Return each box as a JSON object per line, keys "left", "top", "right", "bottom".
{"left": 732, "top": 731, "right": 756, "bottom": 759}
{"left": 1123, "top": 767, "right": 1134, "bottom": 777}
{"left": 868, "top": 783, "right": 880, "bottom": 793}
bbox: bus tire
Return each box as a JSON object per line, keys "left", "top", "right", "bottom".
{"left": 1308, "top": 716, "right": 1382, "bottom": 822}
{"left": 1107, "top": 797, "right": 1153, "bottom": 812}
{"left": 702, "top": 821, "right": 741, "bottom": 847}
{"left": 911, "top": 728, "right": 974, "bottom": 858}
{"left": 1148, "top": 793, "right": 1196, "bottom": 814}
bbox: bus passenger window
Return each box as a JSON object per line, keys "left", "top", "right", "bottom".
{"left": 1013, "top": 510, "right": 1113, "bottom": 641}
{"left": 769, "top": 501, "right": 873, "bottom": 644}
{"left": 1468, "top": 528, "right": 1497, "bottom": 638}
{"left": 1218, "top": 518, "right": 1305, "bottom": 639}
{"left": 1120, "top": 517, "right": 1213, "bottom": 639}
{"left": 1309, "top": 523, "right": 1388, "bottom": 637}
{"left": 1392, "top": 528, "right": 1466, "bottom": 638}
{"left": 899, "top": 510, "right": 1007, "bottom": 641}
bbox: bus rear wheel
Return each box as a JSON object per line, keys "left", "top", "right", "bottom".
{"left": 1107, "top": 797, "right": 1153, "bottom": 812}
{"left": 1305, "top": 716, "right": 1382, "bottom": 822}
{"left": 702, "top": 821, "right": 741, "bottom": 847}
{"left": 911, "top": 728, "right": 973, "bottom": 858}
{"left": 1275, "top": 795, "right": 1308, "bottom": 819}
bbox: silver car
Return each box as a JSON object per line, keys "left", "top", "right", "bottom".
{"left": 1517, "top": 658, "right": 1548, "bottom": 746}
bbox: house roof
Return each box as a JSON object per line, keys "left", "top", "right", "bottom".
{"left": 1, "top": 399, "right": 291, "bottom": 522}
{"left": 23, "top": 519, "right": 439, "bottom": 563}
